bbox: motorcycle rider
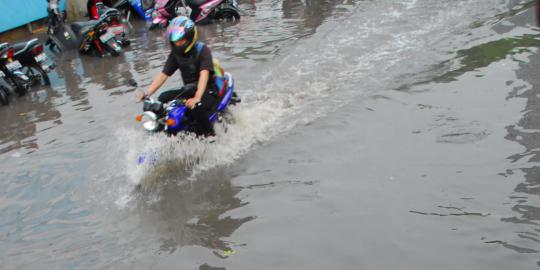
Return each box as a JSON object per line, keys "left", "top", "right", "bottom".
{"left": 136, "top": 16, "right": 218, "bottom": 137}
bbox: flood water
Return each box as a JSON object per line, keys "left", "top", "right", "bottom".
{"left": 1, "top": 0, "right": 540, "bottom": 269}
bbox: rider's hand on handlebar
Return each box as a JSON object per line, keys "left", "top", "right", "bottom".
{"left": 135, "top": 90, "right": 147, "bottom": 103}
{"left": 186, "top": 97, "right": 201, "bottom": 109}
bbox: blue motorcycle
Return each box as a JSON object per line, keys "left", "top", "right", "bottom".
{"left": 135, "top": 72, "right": 240, "bottom": 165}
{"left": 113, "top": 0, "right": 155, "bottom": 21}
{"left": 136, "top": 72, "right": 240, "bottom": 135}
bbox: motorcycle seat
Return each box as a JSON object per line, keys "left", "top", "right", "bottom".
{"left": 100, "top": 8, "right": 121, "bottom": 18}
{"left": 71, "top": 20, "right": 100, "bottom": 36}
{"left": 12, "top": 38, "right": 39, "bottom": 56}
{"left": 188, "top": 0, "right": 207, "bottom": 6}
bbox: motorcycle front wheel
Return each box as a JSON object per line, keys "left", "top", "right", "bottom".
{"left": 0, "top": 87, "right": 8, "bottom": 105}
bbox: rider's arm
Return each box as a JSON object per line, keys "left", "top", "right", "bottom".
{"left": 186, "top": 70, "right": 209, "bottom": 108}
{"left": 194, "top": 70, "right": 210, "bottom": 100}
{"left": 146, "top": 72, "right": 169, "bottom": 97}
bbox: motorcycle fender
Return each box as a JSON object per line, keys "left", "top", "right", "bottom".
{"left": 166, "top": 106, "right": 188, "bottom": 132}
{"left": 13, "top": 70, "right": 29, "bottom": 81}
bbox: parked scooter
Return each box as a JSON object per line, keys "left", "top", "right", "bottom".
{"left": 70, "top": 9, "right": 126, "bottom": 56}
{"left": 46, "top": 0, "right": 78, "bottom": 52}
{"left": 149, "top": 0, "right": 240, "bottom": 29}
{"left": 187, "top": 0, "right": 241, "bottom": 23}
{"left": 112, "top": 0, "right": 155, "bottom": 21}
{"left": 97, "top": 5, "right": 131, "bottom": 47}
{"left": 11, "top": 39, "right": 55, "bottom": 86}
{"left": 149, "top": 0, "right": 180, "bottom": 29}
{"left": 0, "top": 43, "right": 31, "bottom": 96}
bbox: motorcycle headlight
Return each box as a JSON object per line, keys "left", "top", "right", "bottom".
{"left": 141, "top": 111, "right": 159, "bottom": 131}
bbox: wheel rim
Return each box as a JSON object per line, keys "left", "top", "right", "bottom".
{"left": 23, "top": 66, "right": 50, "bottom": 86}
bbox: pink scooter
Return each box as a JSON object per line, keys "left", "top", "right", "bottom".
{"left": 149, "top": 0, "right": 241, "bottom": 29}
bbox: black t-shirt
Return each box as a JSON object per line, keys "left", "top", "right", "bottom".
{"left": 162, "top": 45, "right": 213, "bottom": 78}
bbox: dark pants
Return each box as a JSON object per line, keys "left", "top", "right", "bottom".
{"left": 158, "top": 84, "right": 218, "bottom": 137}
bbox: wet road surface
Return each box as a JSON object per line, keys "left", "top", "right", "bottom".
{"left": 1, "top": 0, "right": 540, "bottom": 269}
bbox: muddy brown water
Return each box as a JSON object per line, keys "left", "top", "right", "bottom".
{"left": 1, "top": 0, "right": 540, "bottom": 269}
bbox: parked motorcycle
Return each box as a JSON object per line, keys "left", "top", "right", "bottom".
{"left": 97, "top": 6, "right": 131, "bottom": 47}
{"left": 11, "top": 38, "right": 55, "bottom": 86}
{"left": 46, "top": 0, "right": 78, "bottom": 52}
{"left": 187, "top": 0, "right": 241, "bottom": 23}
{"left": 112, "top": 0, "right": 155, "bottom": 21}
{"left": 0, "top": 43, "right": 31, "bottom": 96}
{"left": 149, "top": 0, "right": 241, "bottom": 29}
{"left": 149, "top": 0, "right": 180, "bottom": 29}
{"left": 70, "top": 9, "right": 126, "bottom": 56}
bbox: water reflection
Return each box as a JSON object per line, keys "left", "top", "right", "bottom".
{"left": 135, "top": 168, "right": 254, "bottom": 257}
{"left": 0, "top": 81, "right": 62, "bottom": 155}
{"left": 79, "top": 52, "right": 135, "bottom": 91}
{"left": 54, "top": 55, "right": 88, "bottom": 104}
{"left": 199, "top": 0, "right": 358, "bottom": 61}
{"left": 502, "top": 49, "right": 540, "bottom": 253}
{"left": 282, "top": 0, "right": 349, "bottom": 28}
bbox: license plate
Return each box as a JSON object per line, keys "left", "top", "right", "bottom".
{"left": 109, "top": 25, "right": 124, "bottom": 35}
{"left": 99, "top": 31, "right": 115, "bottom": 42}
{"left": 34, "top": 53, "right": 48, "bottom": 63}
{"left": 6, "top": 60, "right": 22, "bottom": 71}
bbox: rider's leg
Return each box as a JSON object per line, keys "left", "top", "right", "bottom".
{"left": 157, "top": 84, "right": 196, "bottom": 103}
{"left": 189, "top": 89, "right": 218, "bottom": 137}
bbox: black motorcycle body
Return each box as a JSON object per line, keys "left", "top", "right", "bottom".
{"left": 46, "top": 0, "right": 78, "bottom": 52}
{"left": 70, "top": 12, "right": 125, "bottom": 56}
{"left": 11, "top": 38, "right": 55, "bottom": 86}
{"left": 0, "top": 44, "right": 31, "bottom": 96}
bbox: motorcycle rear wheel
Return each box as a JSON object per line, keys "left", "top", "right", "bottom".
{"left": 214, "top": 8, "right": 240, "bottom": 21}
{"left": 23, "top": 65, "right": 51, "bottom": 86}
{"left": 12, "top": 77, "right": 29, "bottom": 96}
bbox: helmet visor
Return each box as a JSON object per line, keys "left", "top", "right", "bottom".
{"left": 167, "top": 26, "right": 186, "bottom": 42}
